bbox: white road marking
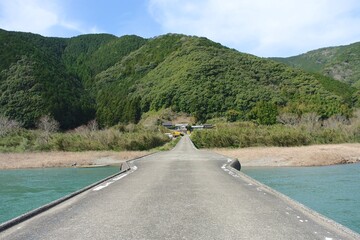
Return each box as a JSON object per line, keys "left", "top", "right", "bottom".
{"left": 299, "top": 220, "right": 304, "bottom": 223}
{"left": 93, "top": 182, "right": 114, "bottom": 191}
{"left": 221, "top": 162, "right": 240, "bottom": 179}
{"left": 227, "top": 158, "right": 232, "bottom": 163}
{"left": 93, "top": 164, "right": 138, "bottom": 191}
{"left": 325, "top": 237, "right": 333, "bottom": 240}
{"left": 112, "top": 174, "right": 129, "bottom": 181}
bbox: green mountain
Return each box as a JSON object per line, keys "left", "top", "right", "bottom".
{"left": 0, "top": 29, "right": 357, "bottom": 129}
{"left": 0, "top": 29, "right": 146, "bottom": 128}
{"left": 95, "top": 34, "right": 357, "bottom": 125}
{"left": 272, "top": 42, "right": 360, "bottom": 88}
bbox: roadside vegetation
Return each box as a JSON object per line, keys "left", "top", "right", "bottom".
{"left": 191, "top": 111, "right": 360, "bottom": 148}
{"left": 0, "top": 115, "right": 170, "bottom": 152}
{"left": 154, "top": 137, "right": 181, "bottom": 151}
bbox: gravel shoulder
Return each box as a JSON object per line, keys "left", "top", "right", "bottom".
{"left": 209, "top": 143, "right": 360, "bottom": 167}
{"left": 0, "top": 151, "right": 150, "bottom": 169}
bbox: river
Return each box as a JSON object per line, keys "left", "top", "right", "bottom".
{"left": 0, "top": 166, "right": 119, "bottom": 224}
{"left": 242, "top": 163, "right": 360, "bottom": 233}
{"left": 1, "top": 164, "right": 359, "bottom": 234}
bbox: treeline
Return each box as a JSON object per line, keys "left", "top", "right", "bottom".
{"left": 272, "top": 41, "right": 360, "bottom": 88}
{"left": 191, "top": 112, "right": 360, "bottom": 148}
{"left": 0, "top": 115, "right": 169, "bottom": 152}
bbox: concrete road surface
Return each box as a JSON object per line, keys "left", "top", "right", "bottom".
{"left": 1, "top": 136, "right": 359, "bottom": 239}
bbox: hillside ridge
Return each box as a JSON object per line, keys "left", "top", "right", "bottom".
{"left": 272, "top": 41, "right": 360, "bottom": 89}
{"left": 0, "top": 28, "right": 358, "bottom": 129}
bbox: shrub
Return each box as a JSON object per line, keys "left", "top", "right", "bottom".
{"left": 37, "top": 115, "right": 59, "bottom": 133}
{"left": 191, "top": 117, "right": 360, "bottom": 148}
{"left": 0, "top": 115, "right": 21, "bottom": 137}
{"left": 0, "top": 127, "right": 170, "bottom": 152}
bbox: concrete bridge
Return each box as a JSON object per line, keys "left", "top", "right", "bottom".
{"left": 1, "top": 136, "right": 359, "bottom": 239}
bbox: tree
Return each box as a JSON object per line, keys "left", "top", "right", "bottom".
{"left": 87, "top": 119, "right": 99, "bottom": 131}
{"left": 225, "top": 109, "right": 241, "bottom": 122}
{"left": 249, "top": 101, "right": 278, "bottom": 125}
{"left": 123, "top": 97, "right": 142, "bottom": 124}
{"left": 0, "top": 56, "right": 46, "bottom": 128}
{"left": 37, "top": 115, "right": 59, "bottom": 133}
{"left": 0, "top": 115, "right": 20, "bottom": 136}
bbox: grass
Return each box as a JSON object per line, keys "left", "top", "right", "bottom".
{"left": 153, "top": 137, "right": 181, "bottom": 151}
{"left": 0, "top": 127, "right": 170, "bottom": 152}
{"left": 191, "top": 113, "right": 360, "bottom": 148}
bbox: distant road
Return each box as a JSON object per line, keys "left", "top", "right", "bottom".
{"left": 1, "top": 136, "right": 358, "bottom": 239}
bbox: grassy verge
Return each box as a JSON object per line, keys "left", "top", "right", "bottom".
{"left": 191, "top": 120, "right": 360, "bottom": 148}
{"left": 0, "top": 128, "right": 170, "bottom": 152}
{"left": 153, "top": 137, "right": 181, "bottom": 151}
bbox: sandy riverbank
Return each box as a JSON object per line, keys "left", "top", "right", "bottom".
{"left": 1, "top": 143, "right": 360, "bottom": 169}
{"left": 0, "top": 151, "right": 150, "bottom": 170}
{"left": 209, "top": 143, "right": 360, "bottom": 167}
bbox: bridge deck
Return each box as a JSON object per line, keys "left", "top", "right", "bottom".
{"left": 1, "top": 136, "right": 358, "bottom": 239}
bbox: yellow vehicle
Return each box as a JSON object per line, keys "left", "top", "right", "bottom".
{"left": 172, "top": 131, "right": 183, "bottom": 138}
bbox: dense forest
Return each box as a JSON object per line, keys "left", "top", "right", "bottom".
{"left": 272, "top": 42, "right": 360, "bottom": 89}
{"left": 0, "top": 28, "right": 359, "bottom": 129}
{"left": 0, "top": 29, "right": 146, "bottom": 129}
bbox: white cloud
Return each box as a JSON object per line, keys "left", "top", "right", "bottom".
{"left": 0, "top": 0, "right": 99, "bottom": 37}
{"left": 149, "top": 0, "right": 360, "bottom": 56}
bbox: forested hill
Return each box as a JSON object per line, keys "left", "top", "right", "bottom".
{"left": 272, "top": 42, "right": 360, "bottom": 89}
{"left": 0, "top": 29, "right": 358, "bottom": 129}
{"left": 0, "top": 29, "right": 146, "bottom": 128}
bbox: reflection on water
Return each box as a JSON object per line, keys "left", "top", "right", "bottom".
{"left": 0, "top": 167, "right": 118, "bottom": 224}
{"left": 242, "top": 163, "right": 360, "bottom": 233}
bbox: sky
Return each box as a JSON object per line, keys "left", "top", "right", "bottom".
{"left": 0, "top": 0, "right": 360, "bottom": 57}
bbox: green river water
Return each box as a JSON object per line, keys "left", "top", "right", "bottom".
{"left": 0, "top": 166, "right": 118, "bottom": 224}
{"left": 242, "top": 163, "right": 360, "bottom": 234}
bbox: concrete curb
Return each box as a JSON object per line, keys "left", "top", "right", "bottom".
{"left": 229, "top": 158, "right": 241, "bottom": 171}
{"left": 227, "top": 166, "right": 360, "bottom": 239}
{"left": 219, "top": 153, "right": 359, "bottom": 238}
{"left": 0, "top": 151, "right": 161, "bottom": 233}
{"left": 0, "top": 167, "right": 130, "bottom": 233}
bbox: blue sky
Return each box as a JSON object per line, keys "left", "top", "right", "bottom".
{"left": 1, "top": 0, "right": 360, "bottom": 57}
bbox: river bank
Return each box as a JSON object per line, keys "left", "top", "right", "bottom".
{"left": 0, "top": 151, "right": 150, "bottom": 169}
{"left": 210, "top": 143, "right": 360, "bottom": 167}
{"left": 1, "top": 143, "right": 360, "bottom": 169}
